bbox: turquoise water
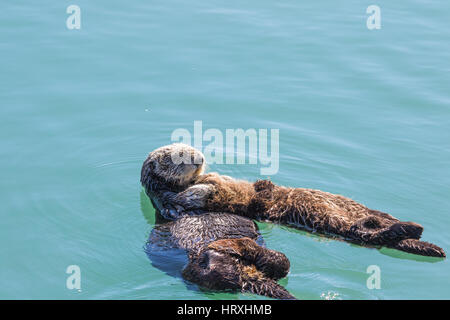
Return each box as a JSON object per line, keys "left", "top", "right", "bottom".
{"left": 1, "top": 0, "right": 449, "bottom": 299}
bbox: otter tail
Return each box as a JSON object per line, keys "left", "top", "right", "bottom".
{"left": 389, "top": 239, "right": 446, "bottom": 258}
{"left": 242, "top": 279, "right": 296, "bottom": 300}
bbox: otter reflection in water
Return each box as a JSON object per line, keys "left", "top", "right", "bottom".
{"left": 145, "top": 212, "right": 294, "bottom": 299}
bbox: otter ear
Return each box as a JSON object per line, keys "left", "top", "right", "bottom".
{"left": 254, "top": 180, "right": 275, "bottom": 193}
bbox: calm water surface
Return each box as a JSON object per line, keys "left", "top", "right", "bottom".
{"left": 1, "top": 0, "right": 449, "bottom": 299}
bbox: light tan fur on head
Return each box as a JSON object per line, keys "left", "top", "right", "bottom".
{"left": 141, "top": 143, "right": 206, "bottom": 190}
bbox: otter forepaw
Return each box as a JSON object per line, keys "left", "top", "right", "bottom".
{"left": 208, "top": 238, "right": 257, "bottom": 257}
{"left": 160, "top": 203, "right": 186, "bottom": 220}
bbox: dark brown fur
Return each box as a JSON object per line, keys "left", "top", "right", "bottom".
{"left": 183, "top": 237, "right": 293, "bottom": 299}
{"left": 146, "top": 213, "right": 294, "bottom": 299}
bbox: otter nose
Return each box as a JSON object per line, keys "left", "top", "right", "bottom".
{"left": 192, "top": 155, "right": 204, "bottom": 166}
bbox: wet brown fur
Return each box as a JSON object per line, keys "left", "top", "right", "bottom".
{"left": 194, "top": 175, "right": 445, "bottom": 257}
{"left": 141, "top": 144, "right": 446, "bottom": 259}
{"left": 182, "top": 237, "right": 294, "bottom": 300}
{"left": 147, "top": 212, "right": 294, "bottom": 299}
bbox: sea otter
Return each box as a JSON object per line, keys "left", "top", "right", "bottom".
{"left": 141, "top": 143, "right": 446, "bottom": 258}
{"left": 146, "top": 212, "right": 294, "bottom": 299}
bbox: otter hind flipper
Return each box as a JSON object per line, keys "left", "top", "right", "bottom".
{"left": 389, "top": 239, "right": 446, "bottom": 258}
{"left": 385, "top": 221, "right": 423, "bottom": 240}
{"left": 349, "top": 216, "right": 424, "bottom": 245}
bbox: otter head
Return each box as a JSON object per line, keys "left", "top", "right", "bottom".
{"left": 182, "top": 248, "right": 242, "bottom": 291}
{"left": 141, "top": 143, "right": 206, "bottom": 192}
{"left": 182, "top": 238, "right": 295, "bottom": 299}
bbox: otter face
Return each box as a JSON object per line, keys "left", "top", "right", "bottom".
{"left": 141, "top": 143, "right": 205, "bottom": 190}
{"left": 182, "top": 238, "right": 295, "bottom": 299}
{"left": 182, "top": 249, "right": 242, "bottom": 291}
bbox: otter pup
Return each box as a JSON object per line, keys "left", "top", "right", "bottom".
{"left": 141, "top": 143, "right": 445, "bottom": 258}
{"left": 146, "top": 212, "right": 294, "bottom": 299}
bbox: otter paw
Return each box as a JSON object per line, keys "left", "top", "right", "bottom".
{"left": 208, "top": 238, "right": 258, "bottom": 257}
{"left": 160, "top": 203, "right": 186, "bottom": 220}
